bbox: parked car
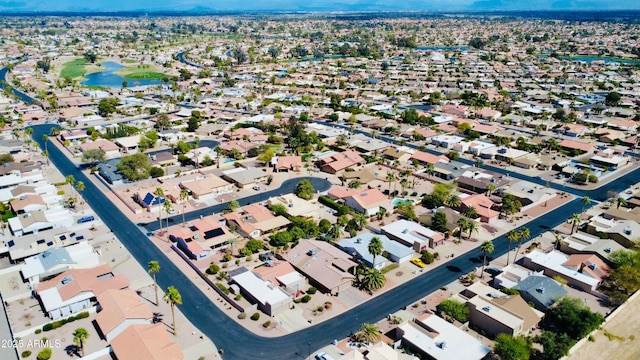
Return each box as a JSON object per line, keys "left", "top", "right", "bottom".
{"left": 315, "top": 353, "right": 335, "bottom": 360}
{"left": 411, "top": 258, "right": 426, "bottom": 268}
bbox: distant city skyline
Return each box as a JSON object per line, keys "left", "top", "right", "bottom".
{"left": 1, "top": 0, "right": 639, "bottom": 12}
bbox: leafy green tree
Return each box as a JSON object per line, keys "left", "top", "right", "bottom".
{"left": 117, "top": 153, "right": 151, "bottom": 181}
{"left": 294, "top": 179, "right": 315, "bottom": 200}
{"left": 81, "top": 148, "right": 106, "bottom": 166}
{"left": 437, "top": 299, "right": 469, "bottom": 322}
{"left": 494, "top": 334, "right": 532, "bottom": 360}
{"left": 150, "top": 166, "right": 164, "bottom": 178}
{"left": 72, "top": 328, "right": 89, "bottom": 356}
{"left": 164, "top": 286, "right": 182, "bottom": 336}
{"left": 228, "top": 199, "right": 240, "bottom": 211}
{"left": 97, "top": 98, "right": 119, "bottom": 117}
{"left": 535, "top": 331, "right": 573, "bottom": 360}
{"left": 0, "top": 153, "right": 14, "bottom": 165}
{"left": 548, "top": 297, "right": 604, "bottom": 339}
{"left": 83, "top": 51, "right": 97, "bottom": 63}
{"left": 186, "top": 110, "right": 201, "bottom": 132}
{"left": 348, "top": 179, "right": 361, "bottom": 189}
{"left": 432, "top": 211, "right": 449, "bottom": 233}
{"left": 319, "top": 219, "right": 332, "bottom": 234}
{"left": 605, "top": 91, "right": 621, "bottom": 107}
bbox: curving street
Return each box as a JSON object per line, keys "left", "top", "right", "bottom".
{"left": 27, "top": 121, "right": 640, "bottom": 359}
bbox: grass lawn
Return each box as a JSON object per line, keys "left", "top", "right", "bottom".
{"left": 122, "top": 59, "right": 137, "bottom": 63}
{"left": 59, "top": 58, "right": 88, "bottom": 79}
{"left": 117, "top": 65, "right": 173, "bottom": 80}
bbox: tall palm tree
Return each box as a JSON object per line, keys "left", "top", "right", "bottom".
{"left": 154, "top": 187, "right": 165, "bottom": 232}
{"left": 354, "top": 323, "right": 381, "bottom": 344}
{"left": 386, "top": 171, "right": 396, "bottom": 198}
{"left": 480, "top": 240, "right": 494, "bottom": 279}
{"left": 164, "top": 286, "right": 182, "bottom": 336}
{"left": 179, "top": 189, "right": 189, "bottom": 227}
{"left": 368, "top": 236, "right": 383, "bottom": 268}
{"left": 163, "top": 200, "right": 173, "bottom": 229}
{"left": 569, "top": 213, "right": 581, "bottom": 234}
{"left": 193, "top": 136, "right": 200, "bottom": 169}
{"left": 66, "top": 174, "right": 76, "bottom": 196}
{"left": 72, "top": 328, "right": 89, "bottom": 356}
{"left": 354, "top": 213, "right": 368, "bottom": 231}
{"left": 41, "top": 134, "right": 49, "bottom": 166}
{"left": 456, "top": 217, "right": 469, "bottom": 241}
{"left": 512, "top": 227, "right": 531, "bottom": 263}
{"left": 400, "top": 178, "right": 410, "bottom": 196}
{"left": 75, "top": 181, "right": 85, "bottom": 213}
{"left": 148, "top": 260, "right": 160, "bottom": 305}
{"left": 328, "top": 224, "right": 343, "bottom": 242}
{"left": 506, "top": 230, "right": 520, "bottom": 265}
{"left": 426, "top": 163, "right": 435, "bottom": 178}
{"left": 466, "top": 220, "right": 479, "bottom": 240}
{"left": 486, "top": 183, "right": 496, "bottom": 197}
{"left": 581, "top": 196, "right": 591, "bottom": 214}
{"left": 214, "top": 145, "right": 223, "bottom": 168}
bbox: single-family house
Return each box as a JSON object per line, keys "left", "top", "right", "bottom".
{"left": 328, "top": 187, "right": 388, "bottom": 216}
{"left": 319, "top": 149, "right": 366, "bottom": 174}
{"left": 36, "top": 264, "right": 129, "bottom": 320}
{"left": 281, "top": 240, "right": 357, "bottom": 295}
{"left": 382, "top": 219, "right": 445, "bottom": 251}
{"left": 21, "top": 241, "right": 99, "bottom": 285}
{"left": 230, "top": 267, "right": 293, "bottom": 316}
{"left": 95, "top": 289, "right": 154, "bottom": 341}
{"left": 110, "top": 323, "right": 183, "bottom": 360}
{"left": 223, "top": 204, "right": 290, "bottom": 239}
{"left": 273, "top": 156, "right": 303, "bottom": 172}
{"left": 338, "top": 233, "right": 413, "bottom": 269}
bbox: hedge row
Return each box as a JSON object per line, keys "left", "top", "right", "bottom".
{"left": 42, "top": 312, "right": 90, "bottom": 332}
{"left": 318, "top": 196, "right": 351, "bottom": 216}
{"left": 215, "top": 282, "right": 230, "bottom": 295}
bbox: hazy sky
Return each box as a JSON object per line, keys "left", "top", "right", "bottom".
{"left": 1, "top": 0, "right": 639, "bottom": 12}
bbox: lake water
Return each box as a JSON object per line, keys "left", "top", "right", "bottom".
{"left": 567, "top": 56, "right": 640, "bottom": 64}
{"left": 81, "top": 61, "right": 163, "bottom": 88}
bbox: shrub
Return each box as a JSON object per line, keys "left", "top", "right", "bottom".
{"left": 235, "top": 259, "right": 241, "bottom": 265}
{"left": 215, "top": 282, "right": 230, "bottom": 295}
{"left": 237, "top": 312, "right": 247, "bottom": 320}
{"left": 36, "top": 348, "right": 51, "bottom": 360}
{"left": 324, "top": 301, "right": 332, "bottom": 310}
{"left": 301, "top": 294, "right": 312, "bottom": 303}
{"left": 437, "top": 299, "right": 469, "bottom": 323}
{"left": 501, "top": 288, "right": 520, "bottom": 295}
{"left": 51, "top": 321, "right": 62, "bottom": 329}
{"left": 222, "top": 253, "right": 232, "bottom": 262}
{"left": 381, "top": 263, "right": 399, "bottom": 273}
{"left": 250, "top": 312, "right": 260, "bottom": 321}
{"left": 206, "top": 263, "right": 220, "bottom": 275}
{"left": 34, "top": 329, "right": 42, "bottom": 334}
{"left": 22, "top": 350, "right": 32, "bottom": 358}
{"left": 76, "top": 312, "right": 90, "bottom": 319}
{"left": 263, "top": 320, "right": 271, "bottom": 328}
{"left": 307, "top": 287, "right": 317, "bottom": 295}
{"left": 42, "top": 324, "right": 53, "bottom": 332}
{"left": 235, "top": 294, "right": 242, "bottom": 300}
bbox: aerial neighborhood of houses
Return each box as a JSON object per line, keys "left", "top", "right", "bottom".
{"left": 0, "top": 11, "right": 640, "bottom": 360}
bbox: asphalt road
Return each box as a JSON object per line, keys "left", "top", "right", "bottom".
{"left": 30, "top": 122, "right": 640, "bottom": 359}
{"left": 143, "top": 176, "right": 333, "bottom": 232}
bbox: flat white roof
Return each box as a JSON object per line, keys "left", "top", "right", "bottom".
{"left": 233, "top": 270, "right": 290, "bottom": 306}
{"left": 400, "top": 314, "right": 490, "bottom": 360}
{"left": 525, "top": 250, "right": 599, "bottom": 287}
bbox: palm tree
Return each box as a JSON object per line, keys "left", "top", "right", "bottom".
{"left": 617, "top": 197, "right": 628, "bottom": 209}
{"left": 348, "top": 179, "right": 362, "bottom": 189}
{"left": 164, "top": 286, "right": 182, "bottom": 336}
{"left": 480, "top": 240, "right": 494, "bottom": 279}
{"left": 328, "top": 224, "right": 343, "bottom": 242}
{"left": 426, "top": 163, "right": 435, "bottom": 178}
{"left": 400, "top": 178, "right": 410, "bottom": 196}
{"left": 42, "top": 134, "right": 49, "bottom": 166}
{"left": 154, "top": 187, "right": 165, "bottom": 233}
{"left": 506, "top": 230, "right": 520, "bottom": 265}
{"left": 354, "top": 323, "right": 381, "bottom": 344}
{"left": 163, "top": 200, "right": 173, "bottom": 229}
{"left": 466, "top": 220, "right": 479, "bottom": 240}
{"left": 360, "top": 268, "right": 386, "bottom": 292}
{"left": 193, "top": 136, "right": 200, "bottom": 169}
{"left": 569, "top": 213, "right": 581, "bottom": 234}
{"left": 368, "top": 236, "right": 383, "bottom": 268}
{"left": 227, "top": 236, "right": 239, "bottom": 256}
{"left": 66, "top": 174, "right": 76, "bottom": 196}
{"left": 214, "top": 145, "right": 223, "bottom": 168}
{"left": 486, "top": 183, "right": 496, "bottom": 197}
{"left": 512, "top": 227, "right": 531, "bottom": 263}
{"left": 148, "top": 260, "right": 160, "bottom": 305}
{"left": 179, "top": 189, "right": 189, "bottom": 227}
{"left": 75, "top": 181, "right": 85, "bottom": 213}
{"left": 72, "top": 328, "right": 89, "bottom": 356}
{"left": 354, "top": 213, "right": 368, "bottom": 230}
{"left": 386, "top": 171, "right": 396, "bottom": 198}
{"left": 445, "top": 194, "right": 461, "bottom": 209}
{"left": 456, "top": 217, "right": 469, "bottom": 241}
{"left": 581, "top": 196, "right": 591, "bottom": 214}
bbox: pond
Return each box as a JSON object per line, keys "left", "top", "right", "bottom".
{"left": 81, "top": 61, "right": 164, "bottom": 88}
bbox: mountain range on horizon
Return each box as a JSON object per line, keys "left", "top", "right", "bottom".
{"left": 1, "top": 0, "right": 639, "bottom": 13}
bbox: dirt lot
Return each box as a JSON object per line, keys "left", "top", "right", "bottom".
{"left": 566, "top": 291, "right": 640, "bottom": 360}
